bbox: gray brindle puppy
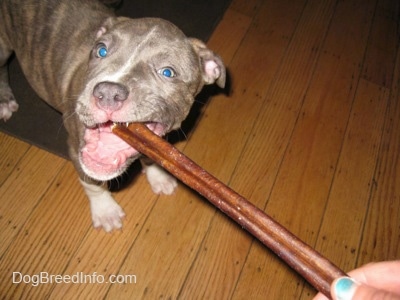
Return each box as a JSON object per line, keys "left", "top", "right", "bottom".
{"left": 0, "top": 0, "right": 225, "bottom": 232}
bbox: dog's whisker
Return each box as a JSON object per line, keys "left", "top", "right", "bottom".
{"left": 177, "top": 127, "right": 188, "bottom": 141}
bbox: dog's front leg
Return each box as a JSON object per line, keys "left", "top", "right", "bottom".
{"left": 140, "top": 157, "right": 178, "bottom": 195}
{"left": 0, "top": 38, "right": 19, "bottom": 121}
{"left": 80, "top": 179, "right": 125, "bottom": 232}
{"left": 63, "top": 115, "right": 125, "bottom": 232}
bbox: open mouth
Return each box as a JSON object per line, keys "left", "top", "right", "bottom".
{"left": 80, "top": 121, "right": 166, "bottom": 180}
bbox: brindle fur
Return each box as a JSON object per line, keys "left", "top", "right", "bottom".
{"left": 0, "top": 0, "right": 225, "bottom": 231}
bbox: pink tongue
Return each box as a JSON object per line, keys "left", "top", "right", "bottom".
{"left": 82, "top": 125, "right": 138, "bottom": 168}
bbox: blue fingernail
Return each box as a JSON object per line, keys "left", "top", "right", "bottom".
{"left": 334, "top": 277, "right": 358, "bottom": 300}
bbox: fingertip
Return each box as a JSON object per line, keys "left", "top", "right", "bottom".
{"left": 332, "top": 277, "right": 360, "bottom": 300}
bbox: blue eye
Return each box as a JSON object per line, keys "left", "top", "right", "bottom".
{"left": 96, "top": 45, "right": 108, "bottom": 58}
{"left": 158, "top": 67, "right": 176, "bottom": 78}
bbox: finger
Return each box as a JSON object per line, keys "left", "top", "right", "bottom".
{"left": 312, "top": 292, "right": 329, "bottom": 300}
{"left": 332, "top": 277, "right": 400, "bottom": 300}
{"left": 313, "top": 261, "right": 400, "bottom": 300}
{"left": 347, "top": 260, "right": 400, "bottom": 294}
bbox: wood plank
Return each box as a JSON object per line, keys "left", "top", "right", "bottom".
{"left": 230, "top": 0, "right": 264, "bottom": 17}
{"left": 301, "top": 85, "right": 391, "bottom": 300}
{"left": 233, "top": 0, "right": 379, "bottom": 299}
{"left": 0, "top": 146, "right": 66, "bottom": 254}
{"left": 361, "top": 0, "right": 399, "bottom": 88}
{"left": 0, "top": 164, "right": 90, "bottom": 298}
{"left": 205, "top": 9, "right": 252, "bottom": 69}
{"left": 0, "top": 132, "right": 30, "bottom": 186}
{"left": 48, "top": 171, "right": 160, "bottom": 299}
{"left": 180, "top": 0, "right": 341, "bottom": 298}
{"left": 312, "top": 0, "right": 398, "bottom": 277}
{"left": 105, "top": 0, "right": 303, "bottom": 298}
{"left": 357, "top": 41, "right": 400, "bottom": 264}
{"left": 314, "top": 79, "right": 389, "bottom": 270}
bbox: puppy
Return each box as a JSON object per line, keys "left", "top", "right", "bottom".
{"left": 0, "top": 0, "right": 225, "bottom": 231}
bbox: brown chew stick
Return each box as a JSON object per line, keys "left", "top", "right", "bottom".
{"left": 112, "top": 122, "right": 347, "bottom": 298}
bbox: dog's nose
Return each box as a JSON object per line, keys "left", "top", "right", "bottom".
{"left": 93, "top": 81, "right": 129, "bottom": 111}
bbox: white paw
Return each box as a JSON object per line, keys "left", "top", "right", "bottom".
{"left": 90, "top": 197, "right": 125, "bottom": 232}
{"left": 80, "top": 180, "right": 125, "bottom": 232}
{"left": 0, "top": 99, "right": 18, "bottom": 121}
{"left": 144, "top": 164, "right": 178, "bottom": 195}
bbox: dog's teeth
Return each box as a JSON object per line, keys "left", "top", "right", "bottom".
{"left": 110, "top": 122, "right": 130, "bottom": 127}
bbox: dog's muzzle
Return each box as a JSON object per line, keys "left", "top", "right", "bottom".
{"left": 79, "top": 121, "right": 166, "bottom": 181}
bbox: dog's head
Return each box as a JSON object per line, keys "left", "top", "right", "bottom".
{"left": 76, "top": 17, "right": 225, "bottom": 181}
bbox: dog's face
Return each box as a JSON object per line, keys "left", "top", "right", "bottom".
{"left": 76, "top": 17, "right": 225, "bottom": 181}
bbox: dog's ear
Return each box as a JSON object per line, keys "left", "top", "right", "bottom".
{"left": 189, "top": 38, "right": 226, "bottom": 88}
{"left": 96, "top": 17, "right": 115, "bottom": 38}
{"left": 96, "top": 17, "right": 129, "bottom": 38}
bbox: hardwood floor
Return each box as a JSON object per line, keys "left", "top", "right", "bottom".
{"left": 1, "top": 0, "right": 399, "bottom": 298}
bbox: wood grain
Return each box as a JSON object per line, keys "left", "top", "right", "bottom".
{"left": 1, "top": 0, "right": 399, "bottom": 298}
{"left": 0, "top": 134, "right": 30, "bottom": 185}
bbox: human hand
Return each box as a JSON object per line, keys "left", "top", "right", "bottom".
{"left": 313, "top": 260, "right": 400, "bottom": 300}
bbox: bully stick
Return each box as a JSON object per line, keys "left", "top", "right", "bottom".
{"left": 112, "top": 122, "right": 347, "bottom": 298}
